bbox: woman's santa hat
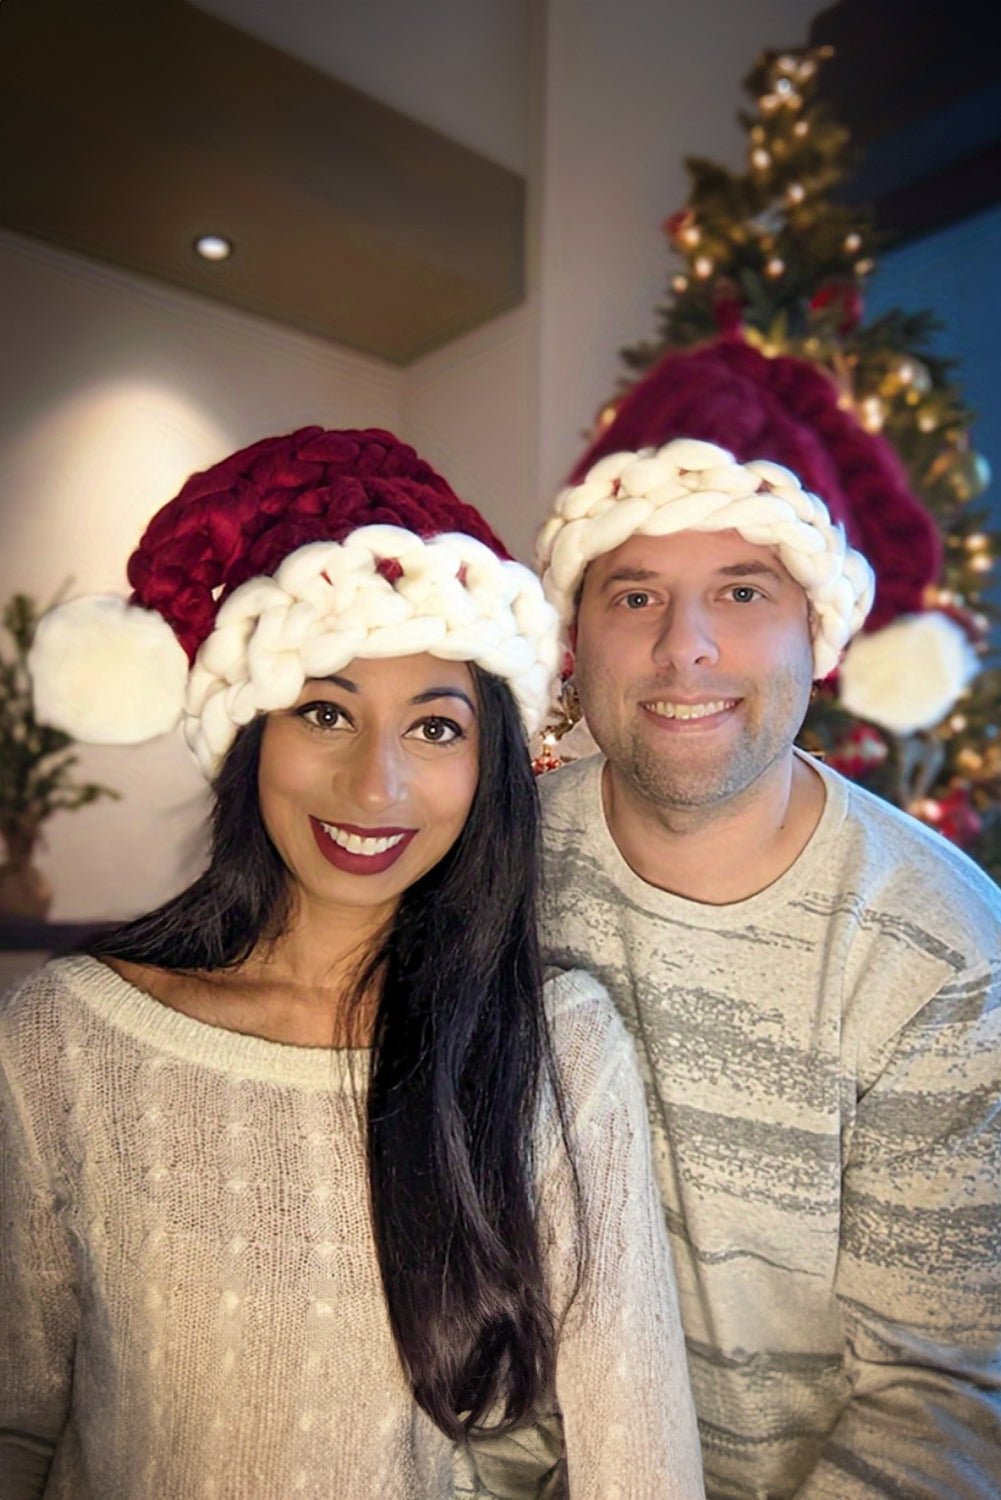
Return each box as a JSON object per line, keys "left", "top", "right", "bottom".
{"left": 30, "top": 427, "right": 561, "bottom": 778}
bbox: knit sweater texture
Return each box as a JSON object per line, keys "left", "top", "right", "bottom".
{"left": 0, "top": 957, "right": 703, "bottom": 1500}
{"left": 539, "top": 751, "right": 1001, "bottom": 1499}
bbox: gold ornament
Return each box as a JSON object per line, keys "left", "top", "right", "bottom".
{"left": 956, "top": 747, "right": 983, "bottom": 774}
{"left": 785, "top": 182, "right": 805, "bottom": 205}
{"left": 751, "top": 147, "right": 772, "bottom": 170}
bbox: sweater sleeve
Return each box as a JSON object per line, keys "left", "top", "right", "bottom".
{"left": 539, "top": 970, "right": 704, "bottom": 1500}
{"left": 796, "top": 958, "right": 1001, "bottom": 1499}
{"left": 0, "top": 981, "right": 79, "bottom": 1499}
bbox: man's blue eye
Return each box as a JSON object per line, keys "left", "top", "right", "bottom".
{"left": 730, "top": 586, "right": 759, "bottom": 603}
{"left": 623, "top": 591, "right": 650, "bottom": 609}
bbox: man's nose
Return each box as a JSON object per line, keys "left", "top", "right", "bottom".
{"left": 651, "top": 600, "right": 720, "bottom": 669}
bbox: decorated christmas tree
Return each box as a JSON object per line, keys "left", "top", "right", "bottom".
{"left": 548, "top": 43, "right": 1001, "bottom": 881}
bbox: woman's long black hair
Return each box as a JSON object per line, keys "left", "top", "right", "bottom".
{"left": 88, "top": 666, "right": 563, "bottom": 1440}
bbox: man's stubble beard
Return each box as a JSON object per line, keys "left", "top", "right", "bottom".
{"left": 578, "top": 660, "right": 813, "bottom": 819}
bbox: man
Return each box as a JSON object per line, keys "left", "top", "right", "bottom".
{"left": 535, "top": 437, "right": 1001, "bottom": 1498}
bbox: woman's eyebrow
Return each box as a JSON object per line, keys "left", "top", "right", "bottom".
{"left": 410, "top": 688, "right": 476, "bottom": 711}
{"left": 311, "top": 677, "right": 474, "bottom": 712}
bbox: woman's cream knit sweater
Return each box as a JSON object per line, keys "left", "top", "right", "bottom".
{"left": 0, "top": 956, "right": 702, "bottom": 1499}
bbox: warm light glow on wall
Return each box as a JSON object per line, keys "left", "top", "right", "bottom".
{"left": 1, "top": 381, "right": 232, "bottom": 597}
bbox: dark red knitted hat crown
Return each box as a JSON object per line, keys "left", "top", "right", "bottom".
{"left": 127, "top": 426, "right": 510, "bottom": 662}
{"left": 571, "top": 338, "right": 939, "bottom": 631}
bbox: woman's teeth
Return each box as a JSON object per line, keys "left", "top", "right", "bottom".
{"left": 319, "top": 823, "right": 405, "bottom": 856}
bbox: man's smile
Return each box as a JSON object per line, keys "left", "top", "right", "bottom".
{"left": 642, "top": 697, "right": 738, "bottom": 722}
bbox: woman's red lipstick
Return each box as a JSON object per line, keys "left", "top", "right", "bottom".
{"left": 309, "top": 816, "right": 415, "bottom": 875}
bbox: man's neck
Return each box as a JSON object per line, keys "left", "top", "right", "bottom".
{"left": 602, "top": 752, "right": 825, "bottom": 904}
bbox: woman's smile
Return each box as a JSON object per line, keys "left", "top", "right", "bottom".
{"left": 310, "top": 816, "right": 416, "bottom": 874}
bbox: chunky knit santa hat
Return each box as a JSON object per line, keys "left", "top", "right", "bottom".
{"left": 556, "top": 339, "right": 978, "bottom": 731}
{"left": 538, "top": 436, "right": 875, "bottom": 681}
{"left": 30, "top": 427, "right": 560, "bottom": 777}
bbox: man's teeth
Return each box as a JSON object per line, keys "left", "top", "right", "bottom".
{"left": 647, "top": 699, "right": 733, "bottom": 720}
{"left": 320, "top": 823, "right": 405, "bottom": 856}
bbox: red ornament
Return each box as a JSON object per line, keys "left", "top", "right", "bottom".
{"left": 827, "top": 723, "right": 888, "bottom": 778}
{"left": 809, "top": 282, "right": 864, "bottom": 336}
{"left": 923, "top": 786, "right": 983, "bottom": 848}
{"left": 712, "top": 279, "right": 745, "bottom": 335}
{"left": 663, "top": 208, "right": 696, "bottom": 244}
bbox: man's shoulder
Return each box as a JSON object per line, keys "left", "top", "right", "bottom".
{"left": 815, "top": 758, "right": 1001, "bottom": 932}
{"left": 537, "top": 753, "right": 601, "bottom": 817}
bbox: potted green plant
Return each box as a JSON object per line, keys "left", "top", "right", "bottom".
{"left": 0, "top": 592, "right": 119, "bottom": 921}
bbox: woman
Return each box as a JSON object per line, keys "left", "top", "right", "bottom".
{"left": 1, "top": 428, "right": 703, "bottom": 1498}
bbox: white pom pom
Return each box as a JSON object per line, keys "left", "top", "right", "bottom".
{"left": 28, "top": 595, "right": 189, "bottom": 743}
{"left": 838, "top": 612, "right": 979, "bottom": 736}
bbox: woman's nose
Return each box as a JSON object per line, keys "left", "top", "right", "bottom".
{"left": 342, "top": 731, "right": 404, "bottom": 812}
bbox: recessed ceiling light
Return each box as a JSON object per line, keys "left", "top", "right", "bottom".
{"left": 194, "top": 234, "right": 233, "bottom": 262}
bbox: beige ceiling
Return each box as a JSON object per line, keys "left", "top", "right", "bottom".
{"left": 0, "top": 0, "right": 526, "bottom": 364}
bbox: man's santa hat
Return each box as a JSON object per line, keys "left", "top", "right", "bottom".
{"left": 538, "top": 340, "right": 978, "bottom": 734}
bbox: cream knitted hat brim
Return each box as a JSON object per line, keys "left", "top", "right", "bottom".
{"left": 536, "top": 437, "right": 875, "bottom": 679}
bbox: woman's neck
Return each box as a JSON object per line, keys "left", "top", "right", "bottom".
{"left": 106, "top": 901, "right": 388, "bottom": 1049}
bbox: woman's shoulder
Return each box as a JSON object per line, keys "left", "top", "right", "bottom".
{"left": 1, "top": 953, "right": 87, "bottom": 1021}
{"left": 0, "top": 955, "right": 102, "bottom": 1085}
